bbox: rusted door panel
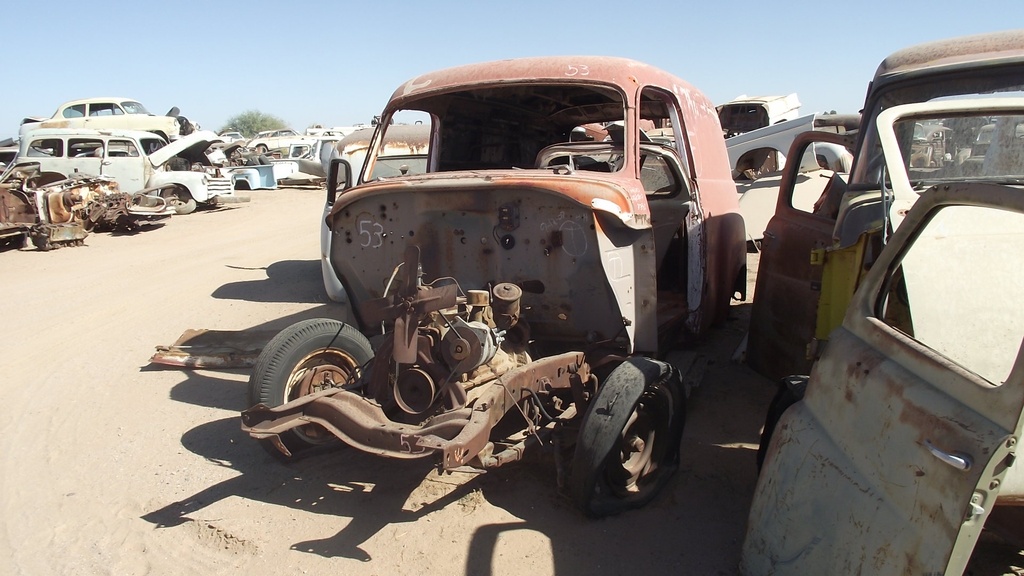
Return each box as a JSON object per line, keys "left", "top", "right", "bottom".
{"left": 743, "top": 183, "right": 1024, "bottom": 575}
{"left": 744, "top": 327, "right": 1019, "bottom": 574}
{"left": 747, "top": 132, "right": 849, "bottom": 380}
{"left": 745, "top": 210, "right": 832, "bottom": 379}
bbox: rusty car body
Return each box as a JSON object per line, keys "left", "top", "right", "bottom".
{"left": 0, "top": 161, "right": 173, "bottom": 250}
{"left": 240, "top": 56, "right": 746, "bottom": 516}
{"left": 746, "top": 29, "right": 1024, "bottom": 381}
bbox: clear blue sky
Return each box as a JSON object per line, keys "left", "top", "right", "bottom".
{"left": 2, "top": 1, "right": 1021, "bottom": 140}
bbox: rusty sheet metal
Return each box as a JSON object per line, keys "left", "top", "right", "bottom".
{"left": 330, "top": 170, "right": 638, "bottom": 228}
{"left": 327, "top": 184, "right": 640, "bottom": 348}
{"left": 745, "top": 132, "right": 854, "bottom": 381}
{"left": 242, "top": 352, "right": 588, "bottom": 467}
{"left": 150, "top": 329, "right": 281, "bottom": 369}
{"left": 1, "top": 164, "right": 92, "bottom": 249}
{"left": 0, "top": 186, "right": 35, "bottom": 240}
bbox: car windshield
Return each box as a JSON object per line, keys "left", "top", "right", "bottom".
{"left": 121, "top": 101, "right": 150, "bottom": 115}
{"left": 368, "top": 155, "right": 428, "bottom": 179}
{"left": 892, "top": 112, "right": 1024, "bottom": 186}
{"left": 851, "top": 64, "right": 1024, "bottom": 189}
{"left": 140, "top": 137, "right": 166, "bottom": 155}
{"left": 391, "top": 82, "right": 625, "bottom": 171}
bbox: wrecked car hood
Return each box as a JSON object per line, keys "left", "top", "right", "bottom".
{"left": 148, "top": 130, "right": 221, "bottom": 167}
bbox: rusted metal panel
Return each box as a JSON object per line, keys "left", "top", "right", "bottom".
{"left": 150, "top": 329, "right": 282, "bottom": 369}
{"left": 328, "top": 183, "right": 644, "bottom": 349}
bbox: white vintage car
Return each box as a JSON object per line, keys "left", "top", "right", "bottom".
{"left": 20, "top": 97, "right": 195, "bottom": 142}
{"left": 18, "top": 128, "right": 247, "bottom": 214}
{"left": 245, "top": 128, "right": 316, "bottom": 155}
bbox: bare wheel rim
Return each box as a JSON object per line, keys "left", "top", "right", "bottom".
{"left": 609, "top": 403, "right": 658, "bottom": 496}
{"left": 284, "top": 347, "right": 361, "bottom": 444}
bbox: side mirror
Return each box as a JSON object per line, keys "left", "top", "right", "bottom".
{"left": 327, "top": 158, "right": 352, "bottom": 205}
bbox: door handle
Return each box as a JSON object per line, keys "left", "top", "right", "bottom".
{"left": 925, "top": 439, "right": 972, "bottom": 471}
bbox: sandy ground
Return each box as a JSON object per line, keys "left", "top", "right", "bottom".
{"left": 1, "top": 187, "right": 1021, "bottom": 576}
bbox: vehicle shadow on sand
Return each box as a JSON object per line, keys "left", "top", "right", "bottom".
{"left": 106, "top": 222, "right": 168, "bottom": 236}
{"left": 143, "top": 286, "right": 772, "bottom": 571}
{"left": 457, "top": 306, "right": 775, "bottom": 576}
{"left": 212, "top": 259, "right": 336, "bottom": 305}
{"left": 141, "top": 415, "right": 481, "bottom": 562}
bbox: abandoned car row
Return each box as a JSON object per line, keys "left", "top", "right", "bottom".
{"left": 4, "top": 29, "right": 1024, "bottom": 574}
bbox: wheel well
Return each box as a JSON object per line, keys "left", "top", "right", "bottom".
{"left": 161, "top": 184, "right": 193, "bottom": 202}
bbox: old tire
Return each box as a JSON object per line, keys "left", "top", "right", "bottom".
{"left": 255, "top": 144, "right": 268, "bottom": 154}
{"left": 755, "top": 375, "right": 808, "bottom": 471}
{"left": 172, "top": 198, "right": 197, "bottom": 215}
{"left": 161, "top": 188, "right": 196, "bottom": 215}
{"left": 570, "top": 357, "right": 685, "bottom": 517}
{"left": 248, "top": 318, "right": 373, "bottom": 456}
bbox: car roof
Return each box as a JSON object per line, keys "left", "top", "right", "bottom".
{"left": 874, "top": 29, "right": 1024, "bottom": 81}
{"left": 21, "top": 127, "right": 167, "bottom": 140}
{"left": 58, "top": 97, "right": 142, "bottom": 107}
{"left": 387, "top": 56, "right": 697, "bottom": 107}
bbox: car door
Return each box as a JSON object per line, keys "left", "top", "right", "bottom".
{"left": 83, "top": 102, "right": 125, "bottom": 131}
{"left": 100, "top": 138, "right": 146, "bottom": 192}
{"left": 746, "top": 131, "right": 854, "bottom": 380}
{"left": 742, "top": 181, "right": 1024, "bottom": 575}
{"left": 65, "top": 137, "right": 105, "bottom": 177}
